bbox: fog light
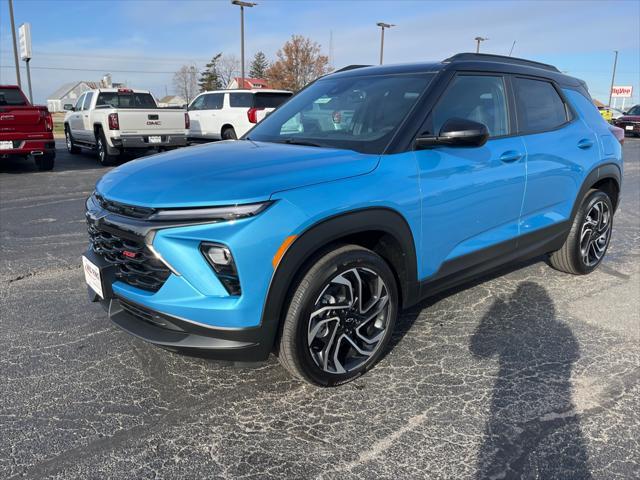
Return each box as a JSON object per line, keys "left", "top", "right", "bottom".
{"left": 201, "top": 243, "right": 241, "bottom": 295}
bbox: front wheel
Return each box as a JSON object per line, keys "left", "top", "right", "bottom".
{"left": 548, "top": 189, "right": 614, "bottom": 274}
{"left": 278, "top": 245, "right": 398, "bottom": 386}
{"left": 65, "top": 126, "right": 80, "bottom": 154}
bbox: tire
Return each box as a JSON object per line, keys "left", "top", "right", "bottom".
{"left": 96, "top": 129, "right": 118, "bottom": 166}
{"left": 548, "top": 189, "right": 614, "bottom": 275}
{"left": 221, "top": 127, "right": 237, "bottom": 140}
{"left": 278, "top": 245, "right": 399, "bottom": 386}
{"left": 65, "top": 126, "right": 80, "bottom": 154}
{"left": 34, "top": 152, "right": 55, "bottom": 171}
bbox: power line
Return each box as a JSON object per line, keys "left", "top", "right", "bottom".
{"left": 0, "top": 65, "right": 179, "bottom": 74}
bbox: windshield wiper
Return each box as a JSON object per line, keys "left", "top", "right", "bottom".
{"left": 281, "top": 138, "right": 324, "bottom": 148}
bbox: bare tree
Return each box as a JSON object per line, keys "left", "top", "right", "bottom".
{"left": 173, "top": 65, "right": 199, "bottom": 103}
{"left": 218, "top": 55, "right": 241, "bottom": 88}
{"left": 266, "top": 35, "right": 329, "bottom": 91}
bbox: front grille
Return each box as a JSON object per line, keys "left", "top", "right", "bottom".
{"left": 95, "top": 194, "right": 156, "bottom": 219}
{"left": 88, "top": 224, "right": 170, "bottom": 292}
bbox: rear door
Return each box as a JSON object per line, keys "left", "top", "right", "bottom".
{"left": 513, "top": 76, "right": 600, "bottom": 237}
{"left": 415, "top": 73, "right": 527, "bottom": 278}
{"left": 199, "top": 93, "right": 225, "bottom": 138}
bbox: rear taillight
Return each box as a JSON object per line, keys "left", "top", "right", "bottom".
{"left": 108, "top": 113, "right": 119, "bottom": 130}
{"left": 247, "top": 107, "right": 264, "bottom": 124}
{"left": 610, "top": 125, "right": 624, "bottom": 145}
{"left": 184, "top": 112, "right": 190, "bottom": 129}
{"left": 44, "top": 111, "right": 53, "bottom": 132}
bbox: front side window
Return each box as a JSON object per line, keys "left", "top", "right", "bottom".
{"left": 247, "top": 73, "right": 435, "bottom": 154}
{"left": 83, "top": 92, "right": 94, "bottom": 110}
{"left": 432, "top": 75, "right": 509, "bottom": 137}
{"left": 229, "top": 93, "right": 253, "bottom": 108}
{"left": 513, "top": 77, "right": 568, "bottom": 133}
{"left": 204, "top": 93, "right": 224, "bottom": 110}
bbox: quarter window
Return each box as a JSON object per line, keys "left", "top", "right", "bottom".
{"left": 432, "top": 75, "right": 509, "bottom": 137}
{"left": 513, "top": 77, "right": 569, "bottom": 133}
{"left": 189, "top": 95, "right": 206, "bottom": 111}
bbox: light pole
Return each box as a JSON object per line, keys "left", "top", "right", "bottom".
{"left": 475, "top": 36, "right": 488, "bottom": 53}
{"left": 232, "top": 0, "right": 257, "bottom": 89}
{"left": 608, "top": 50, "right": 618, "bottom": 108}
{"left": 8, "top": 0, "right": 21, "bottom": 87}
{"left": 377, "top": 22, "right": 395, "bottom": 65}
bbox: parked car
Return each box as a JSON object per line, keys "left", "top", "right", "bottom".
{"left": 598, "top": 105, "right": 626, "bottom": 123}
{"left": 187, "top": 89, "right": 292, "bottom": 141}
{"left": 0, "top": 85, "right": 55, "bottom": 171}
{"left": 83, "top": 53, "right": 623, "bottom": 386}
{"left": 63, "top": 88, "right": 188, "bottom": 165}
{"left": 613, "top": 104, "right": 640, "bottom": 136}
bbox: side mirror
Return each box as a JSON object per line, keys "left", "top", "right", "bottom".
{"left": 63, "top": 104, "right": 74, "bottom": 111}
{"left": 415, "top": 118, "right": 489, "bottom": 149}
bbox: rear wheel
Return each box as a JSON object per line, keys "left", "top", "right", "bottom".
{"left": 96, "top": 129, "right": 118, "bottom": 166}
{"left": 278, "top": 245, "right": 398, "bottom": 386}
{"left": 65, "top": 126, "right": 80, "bottom": 154}
{"left": 548, "top": 189, "right": 613, "bottom": 274}
{"left": 221, "top": 127, "right": 237, "bottom": 140}
{"left": 34, "top": 152, "right": 55, "bottom": 171}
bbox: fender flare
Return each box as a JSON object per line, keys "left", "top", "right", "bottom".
{"left": 259, "top": 207, "right": 420, "bottom": 352}
{"left": 570, "top": 162, "right": 622, "bottom": 221}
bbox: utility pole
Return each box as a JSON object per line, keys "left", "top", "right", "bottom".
{"left": 231, "top": 1, "right": 257, "bottom": 89}
{"left": 608, "top": 50, "right": 618, "bottom": 107}
{"left": 475, "top": 36, "right": 488, "bottom": 53}
{"left": 8, "top": 0, "right": 22, "bottom": 87}
{"left": 377, "top": 22, "right": 395, "bottom": 65}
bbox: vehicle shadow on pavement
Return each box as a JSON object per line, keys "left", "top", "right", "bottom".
{"left": 469, "top": 281, "right": 591, "bottom": 479}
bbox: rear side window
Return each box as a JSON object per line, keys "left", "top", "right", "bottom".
{"left": 204, "top": 93, "right": 224, "bottom": 110}
{"left": 229, "top": 93, "right": 253, "bottom": 107}
{"left": 254, "top": 92, "right": 292, "bottom": 109}
{"left": 513, "top": 78, "right": 569, "bottom": 133}
{"left": 432, "top": 75, "right": 509, "bottom": 137}
{"left": 0, "top": 88, "right": 27, "bottom": 106}
{"left": 83, "top": 92, "right": 94, "bottom": 110}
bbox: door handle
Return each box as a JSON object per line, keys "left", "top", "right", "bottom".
{"left": 84, "top": 115, "right": 89, "bottom": 118}
{"left": 577, "top": 138, "right": 593, "bottom": 149}
{"left": 499, "top": 151, "right": 523, "bottom": 163}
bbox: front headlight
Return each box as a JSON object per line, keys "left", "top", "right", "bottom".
{"left": 148, "top": 201, "right": 273, "bottom": 222}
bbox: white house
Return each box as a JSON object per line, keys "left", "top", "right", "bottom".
{"left": 47, "top": 74, "right": 125, "bottom": 112}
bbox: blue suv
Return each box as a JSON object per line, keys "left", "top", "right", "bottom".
{"left": 84, "top": 53, "right": 623, "bottom": 386}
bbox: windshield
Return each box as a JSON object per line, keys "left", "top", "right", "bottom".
{"left": 0, "top": 88, "right": 28, "bottom": 106}
{"left": 246, "top": 73, "right": 435, "bottom": 154}
{"left": 627, "top": 105, "right": 640, "bottom": 115}
{"left": 96, "top": 92, "right": 157, "bottom": 109}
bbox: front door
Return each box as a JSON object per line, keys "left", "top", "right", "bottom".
{"left": 415, "top": 74, "right": 527, "bottom": 279}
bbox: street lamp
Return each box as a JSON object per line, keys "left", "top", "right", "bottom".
{"left": 377, "top": 22, "right": 395, "bottom": 65}
{"left": 231, "top": 0, "right": 257, "bottom": 89}
{"left": 474, "top": 36, "right": 488, "bottom": 53}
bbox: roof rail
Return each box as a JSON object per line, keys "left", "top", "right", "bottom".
{"left": 443, "top": 53, "right": 560, "bottom": 73}
{"left": 333, "top": 64, "right": 372, "bottom": 73}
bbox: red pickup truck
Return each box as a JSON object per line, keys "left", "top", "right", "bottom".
{"left": 0, "top": 85, "right": 56, "bottom": 171}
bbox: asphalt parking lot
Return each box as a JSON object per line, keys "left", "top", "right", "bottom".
{"left": 1, "top": 140, "right": 639, "bottom": 479}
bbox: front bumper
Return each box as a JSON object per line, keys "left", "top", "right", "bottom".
{"left": 614, "top": 121, "right": 640, "bottom": 135}
{"left": 112, "top": 134, "right": 187, "bottom": 149}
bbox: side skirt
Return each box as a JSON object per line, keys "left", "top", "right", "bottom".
{"left": 413, "top": 221, "right": 571, "bottom": 304}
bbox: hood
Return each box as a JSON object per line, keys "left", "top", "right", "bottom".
{"left": 619, "top": 115, "right": 640, "bottom": 122}
{"left": 96, "top": 140, "right": 378, "bottom": 208}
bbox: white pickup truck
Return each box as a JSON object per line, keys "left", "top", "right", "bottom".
{"left": 63, "top": 88, "right": 188, "bottom": 165}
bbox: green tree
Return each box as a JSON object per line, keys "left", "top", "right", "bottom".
{"left": 198, "top": 53, "right": 223, "bottom": 92}
{"left": 249, "top": 51, "right": 269, "bottom": 78}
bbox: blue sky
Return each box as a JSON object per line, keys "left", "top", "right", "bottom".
{"left": 1, "top": 0, "right": 638, "bottom": 106}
